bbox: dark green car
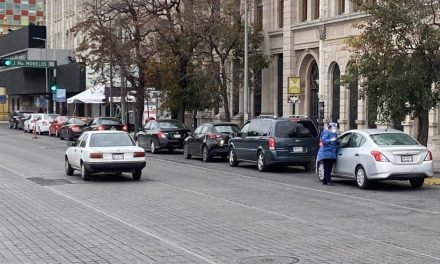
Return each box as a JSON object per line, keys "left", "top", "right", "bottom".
{"left": 228, "top": 116, "right": 319, "bottom": 172}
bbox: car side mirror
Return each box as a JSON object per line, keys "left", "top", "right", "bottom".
{"left": 67, "top": 142, "right": 75, "bottom": 147}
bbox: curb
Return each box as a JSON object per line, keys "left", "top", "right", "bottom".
{"left": 425, "top": 177, "right": 440, "bottom": 186}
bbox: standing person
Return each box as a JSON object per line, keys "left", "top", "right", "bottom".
{"left": 317, "top": 122, "right": 339, "bottom": 185}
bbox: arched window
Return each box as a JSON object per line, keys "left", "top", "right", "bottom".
{"left": 310, "top": 62, "right": 319, "bottom": 120}
{"left": 332, "top": 64, "right": 340, "bottom": 123}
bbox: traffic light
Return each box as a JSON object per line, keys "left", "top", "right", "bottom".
{"left": 0, "top": 59, "right": 12, "bottom": 67}
{"left": 50, "top": 77, "right": 57, "bottom": 94}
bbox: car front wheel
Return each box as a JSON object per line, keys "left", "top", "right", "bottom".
{"left": 81, "top": 163, "right": 90, "bottom": 181}
{"left": 229, "top": 148, "right": 239, "bottom": 167}
{"left": 65, "top": 158, "right": 74, "bottom": 176}
{"left": 356, "top": 166, "right": 371, "bottom": 189}
{"left": 409, "top": 178, "right": 424, "bottom": 188}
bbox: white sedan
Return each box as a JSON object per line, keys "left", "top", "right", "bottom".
{"left": 316, "top": 129, "right": 433, "bottom": 189}
{"left": 65, "top": 131, "right": 146, "bottom": 181}
{"left": 35, "top": 114, "right": 59, "bottom": 134}
{"left": 23, "top": 113, "right": 43, "bottom": 133}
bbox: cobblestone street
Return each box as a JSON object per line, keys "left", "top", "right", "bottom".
{"left": 0, "top": 124, "right": 440, "bottom": 264}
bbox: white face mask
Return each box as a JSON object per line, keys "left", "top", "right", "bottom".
{"left": 331, "top": 128, "right": 337, "bottom": 133}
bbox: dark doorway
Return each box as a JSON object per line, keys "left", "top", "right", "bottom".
{"left": 310, "top": 62, "right": 319, "bottom": 121}
{"left": 332, "top": 64, "right": 340, "bottom": 123}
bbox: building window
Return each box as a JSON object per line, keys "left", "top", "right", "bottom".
{"left": 310, "top": 62, "right": 319, "bottom": 120}
{"left": 254, "top": 69, "right": 262, "bottom": 117}
{"left": 278, "top": 0, "right": 284, "bottom": 28}
{"left": 349, "top": 66, "right": 359, "bottom": 129}
{"left": 332, "top": 64, "right": 341, "bottom": 123}
{"left": 301, "top": 0, "right": 308, "bottom": 22}
{"left": 312, "top": 0, "right": 319, "bottom": 20}
{"left": 277, "top": 54, "right": 283, "bottom": 117}
{"left": 256, "top": 0, "right": 263, "bottom": 30}
{"left": 337, "top": 0, "right": 345, "bottom": 15}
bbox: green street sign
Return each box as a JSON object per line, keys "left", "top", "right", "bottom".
{"left": 4, "top": 60, "right": 51, "bottom": 68}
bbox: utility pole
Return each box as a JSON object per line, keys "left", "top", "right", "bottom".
{"left": 243, "top": 0, "right": 249, "bottom": 123}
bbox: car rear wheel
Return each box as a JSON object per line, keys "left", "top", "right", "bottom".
{"left": 65, "top": 158, "right": 74, "bottom": 176}
{"left": 81, "top": 163, "right": 90, "bottom": 181}
{"left": 356, "top": 166, "right": 370, "bottom": 189}
{"left": 409, "top": 178, "right": 424, "bottom": 188}
{"left": 132, "top": 169, "right": 142, "bottom": 180}
{"left": 229, "top": 148, "right": 239, "bottom": 167}
{"left": 257, "top": 151, "right": 269, "bottom": 172}
{"left": 150, "top": 141, "right": 158, "bottom": 154}
{"left": 202, "top": 146, "right": 212, "bottom": 162}
{"left": 317, "top": 161, "right": 324, "bottom": 182}
{"left": 60, "top": 130, "right": 64, "bottom": 140}
{"left": 183, "top": 144, "right": 192, "bottom": 159}
{"left": 68, "top": 131, "right": 74, "bottom": 141}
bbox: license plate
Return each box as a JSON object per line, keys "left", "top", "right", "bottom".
{"left": 174, "top": 134, "right": 181, "bottom": 138}
{"left": 401, "top": 155, "right": 413, "bottom": 162}
{"left": 293, "top": 147, "right": 303, "bottom": 153}
{"left": 112, "top": 154, "right": 124, "bottom": 160}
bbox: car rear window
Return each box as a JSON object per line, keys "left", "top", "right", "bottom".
{"left": 370, "top": 133, "right": 418, "bottom": 146}
{"left": 100, "top": 118, "right": 121, "bottom": 125}
{"left": 275, "top": 120, "right": 318, "bottom": 138}
{"left": 69, "top": 118, "right": 86, "bottom": 125}
{"left": 159, "top": 120, "right": 185, "bottom": 129}
{"left": 89, "top": 133, "right": 135, "bottom": 147}
{"left": 213, "top": 125, "right": 239, "bottom": 134}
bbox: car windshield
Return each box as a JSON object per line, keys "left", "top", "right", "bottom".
{"left": 370, "top": 133, "right": 418, "bottom": 146}
{"left": 213, "top": 125, "right": 239, "bottom": 134}
{"left": 68, "top": 118, "right": 86, "bottom": 125}
{"left": 100, "top": 118, "right": 121, "bottom": 125}
{"left": 158, "top": 120, "right": 185, "bottom": 129}
{"left": 89, "top": 133, "right": 135, "bottom": 147}
{"left": 275, "top": 120, "right": 318, "bottom": 138}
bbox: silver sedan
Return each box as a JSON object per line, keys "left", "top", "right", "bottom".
{"left": 316, "top": 129, "right": 433, "bottom": 189}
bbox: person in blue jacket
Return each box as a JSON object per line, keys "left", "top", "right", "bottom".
{"left": 317, "top": 122, "right": 339, "bottom": 185}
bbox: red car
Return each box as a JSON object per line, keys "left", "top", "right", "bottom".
{"left": 48, "top": 116, "right": 72, "bottom": 137}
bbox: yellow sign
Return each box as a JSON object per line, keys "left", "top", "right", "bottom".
{"left": 288, "top": 77, "right": 301, "bottom": 94}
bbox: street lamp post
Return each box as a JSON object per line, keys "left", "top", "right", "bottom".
{"left": 243, "top": 0, "right": 249, "bottom": 123}
{"left": 33, "top": 37, "right": 49, "bottom": 114}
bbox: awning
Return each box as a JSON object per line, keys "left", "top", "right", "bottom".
{"left": 67, "top": 84, "right": 106, "bottom": 104}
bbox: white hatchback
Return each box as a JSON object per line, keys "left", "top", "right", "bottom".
{"left": 65, "top": 131, "right": 146, "bottom": 181}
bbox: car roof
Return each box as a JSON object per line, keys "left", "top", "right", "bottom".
{"left": 83, "top": 131, "right": 129, "bottom": 135}
{"left": 209, "top": 122, "right": 239, "bottom": 126}
{"left": 346, "top": 129, "right": 404, "bottom": 135}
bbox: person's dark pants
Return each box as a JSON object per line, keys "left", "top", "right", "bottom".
{"left": 323, "top": 158, "right": 335, "bottom": 184}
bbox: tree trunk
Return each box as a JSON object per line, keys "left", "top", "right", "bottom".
{"left": 220, "top": 60, "right": 231, "bottom": 122}
{"left": 417, "top": 109, "right": 429, "bottom": 146}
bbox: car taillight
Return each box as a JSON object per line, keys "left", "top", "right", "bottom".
{"left": 371, "top": 151, "right": 389, "bottom": 162}
{"left": 269, "top": 137, "right": 276, "bottom": 151}
{"left": 425, "top": 150, "right": 433, "bottom": 161}
{"left": 89, "top": 152, "right": 103, "bottom": 159}
{"left": 133, "top": 152, "right": 145, "bottom": 158}
{"left": 97, "top": 125, "right": 105, "bottom": 130}
{"left": 122, "top": 125, "right": 128, "bottom": 131}
{"left": 207, "top": 133, "right": 221, "bottom": 139}
{"left": 157, "top": 131, "right": 167, "bottom": 139}
{"left": 71, "top": 125, "right": 80, "bottom": 132}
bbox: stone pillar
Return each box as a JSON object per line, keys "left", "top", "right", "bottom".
{"left": 282, "top": 1, "right": 298, "bottom": 116}
{"left": 338, "top": 85, "right": 349, "bottom": 131}
{"left": 428, "top": 109, "right": 438, "bottom": 137}
{"left": 356, "top": 97, "right": 367, "bottom": 129}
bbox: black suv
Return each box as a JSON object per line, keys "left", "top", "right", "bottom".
{"left": 228, "top": 116, "right": 319, "bottom": 172}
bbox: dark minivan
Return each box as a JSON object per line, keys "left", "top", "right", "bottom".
{"left": 228, "top": 116, "right": 319, "bottom": 172}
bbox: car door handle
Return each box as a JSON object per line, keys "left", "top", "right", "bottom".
{"left": 338, "top": 153, "right": 342, "bottom": 156}
{"left": 354, "top": 154, "right": 359, "bottom": 157}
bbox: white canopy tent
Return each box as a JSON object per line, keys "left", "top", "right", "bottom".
{"left": 67, "top": 84, "right": 136, "bottom": 104}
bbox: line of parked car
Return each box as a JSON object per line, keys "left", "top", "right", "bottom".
{"left": 9, "top": 111, "right": 434, "bottom": 189}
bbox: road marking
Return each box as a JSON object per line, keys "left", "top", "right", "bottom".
{"left": 0, "top": 163, "right": 218, "bottom": 264}
{"left": 155, "top": 180, "right": 440, "bottom": 262}
{"left": 147, "top": 157, "right": 440, "bottom": 215}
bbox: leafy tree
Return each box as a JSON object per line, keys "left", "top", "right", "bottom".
{"left": 346, "top": 0, "right": 440, "bottom": 146}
